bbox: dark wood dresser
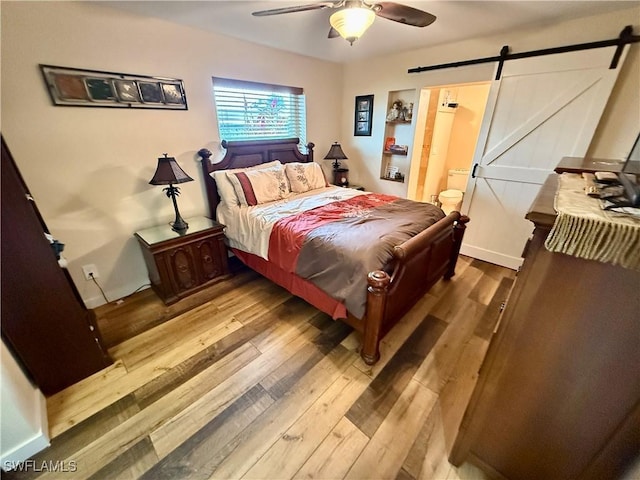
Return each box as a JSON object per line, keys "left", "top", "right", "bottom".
{"left": 135, "top": 217, "right": 230, "bottom": 305}
{"left": 554, "top": 156, "right": 625, "bottom": 174}
{"left": 450, "top": 175, "right": 640, "bottom": 479}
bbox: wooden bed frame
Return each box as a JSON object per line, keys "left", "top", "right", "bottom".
{"left": 198, "top": 138, "right": 469, "bottom": 364}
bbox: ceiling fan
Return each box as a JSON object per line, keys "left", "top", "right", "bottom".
{"left": 252, "top": 1, "right": 436, "bottom": 45}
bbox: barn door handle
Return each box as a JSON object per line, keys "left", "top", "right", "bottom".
{"left": 471, "top": 163, "right": 479, "bottom": 178}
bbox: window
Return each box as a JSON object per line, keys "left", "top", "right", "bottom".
{"left": 212, "top": 77, "right": 307, "bottom": 150}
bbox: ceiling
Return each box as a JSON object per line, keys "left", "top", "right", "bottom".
{"left": 102, "top": 1, "right": 637, "bottom": 63}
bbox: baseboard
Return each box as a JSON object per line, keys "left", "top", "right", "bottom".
{"left": 460, "top": 244, "right": 523, "bottom": 270}
{"left": 83, "top": 282, "right": 151, "bottom": 309}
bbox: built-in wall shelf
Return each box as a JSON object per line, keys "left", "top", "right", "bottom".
{"left": 383, "top": 150, "right": 408, "bottom": 156}
{"left": 386, "top": 120, "right": 412, "bottom": 125}
{"left": 379, "top": 88, "right": 416, "bottom": 185}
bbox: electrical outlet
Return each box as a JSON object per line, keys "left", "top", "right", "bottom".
{"left": 82, "top": 264, "right": 99, "bottom": 281}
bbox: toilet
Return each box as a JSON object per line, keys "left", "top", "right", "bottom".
{"left": 438, "top": 168, "right": 469, "bottom": 214}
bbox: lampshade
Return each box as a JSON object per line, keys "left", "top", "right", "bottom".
{"left": 149, "top": 154, "right": 193, "bottom": 233}
{"left": 329, "top": 7, "right": 376, "bottom": 45}
{"left": 324, "top": 142, "right": 348, "bottom": 170}
{"left": 149, "top": 154, "right": 194, "bottom": 186}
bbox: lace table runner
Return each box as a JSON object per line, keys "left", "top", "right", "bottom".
{"left": 545, "top": 174, "right": 640, "bottom": 270}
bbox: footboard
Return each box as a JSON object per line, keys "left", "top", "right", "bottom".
{"left": 359, "top": 212, "right": 469, "bottom": 364}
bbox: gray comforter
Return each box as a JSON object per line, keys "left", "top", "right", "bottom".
{"left": 269, "top": 193, "right": 444, "bottom": 318}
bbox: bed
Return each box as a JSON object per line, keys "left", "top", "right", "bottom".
{"left": 198, "top": 138, "right": 468, "bottom": 365}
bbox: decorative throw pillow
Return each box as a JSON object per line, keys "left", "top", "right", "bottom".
{"left": 226, "top": 165, "right": 290, "bottom": 207}
{"left": 211, "top": 160, "right": 282, "bottom": 207}
{"left": 285, "top": 162, "right": 327, "bottom": 193}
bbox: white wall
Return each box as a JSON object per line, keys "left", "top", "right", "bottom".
{"left": 340, "top": 7, "right": 640, "bottom": 196}
{"left": 1, "top": 1, "right": 343, "bottom": 307}
{"left": 0, "top": 341, "right": 49, "bottom": 469}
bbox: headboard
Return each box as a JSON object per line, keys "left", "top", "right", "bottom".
{"left": 198, "top": 137, "right": 315, "bottom": 220}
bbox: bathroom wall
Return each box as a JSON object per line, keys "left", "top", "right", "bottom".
{"left": 443, "top": 83, "right": 491, "bottom": 177}
{"left": 411, "top": 82, "right": 491, "bottom": 201}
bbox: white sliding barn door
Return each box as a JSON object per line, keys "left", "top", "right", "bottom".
{"left": 460, "top": 46, "right": 627, "bottom": 269}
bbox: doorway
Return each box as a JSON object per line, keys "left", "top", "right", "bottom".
{"left": 407, "top": 82, "right": 491, "bottom": 204}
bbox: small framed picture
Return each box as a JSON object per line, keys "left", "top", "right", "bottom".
{"left": 356, "top": 122, "right": 369, "bottom": 133}
{"left": 85, "top": 78, "right": 116, "bottom": 102}
{"left": 161, "top": 83, "right": 185, "bottom": 104}
{"left": 138, "top": 82, "right": 163, "bottom": 104}
{"left": 354, "top": 94, "right": 373, "bottom": 136}
{"left": 114, "top": 80, "right": 141, "bottom": 103}
{"left": 51, "top": 74, "right": 89, "bottom": 101}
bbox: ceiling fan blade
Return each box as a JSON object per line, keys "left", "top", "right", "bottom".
{"left": 328, "top": 26, "right": 340, "bottom": 38}
{"left": 374, "top": 2, "right": 436, "bottom": 27}
{"left": 252, "top": 2, "right": 336, "bottom": 17}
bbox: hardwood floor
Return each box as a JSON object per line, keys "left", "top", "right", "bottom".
{"left": 5, "top": 256, "right": 515, "bottom": 480}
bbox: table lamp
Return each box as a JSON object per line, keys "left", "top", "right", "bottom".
{"left": 149, "top": 154, "right": 194, "bottom": 233}
{"left": 324, "top": 142, "right": 349, "bottom": 186}
{"left": 324, "top": 142, "right": 348, "bottom": 170}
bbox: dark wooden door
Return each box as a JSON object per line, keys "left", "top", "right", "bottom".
{"left": 1, "top": 136, "right": 111, "bottom": 395}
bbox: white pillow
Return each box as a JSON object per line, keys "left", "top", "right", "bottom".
{"left": 210, "top": 160, "right": 282, "bottom": 207}
{"left": 226, "top": 165, "right": 290, "bottom": 207}
{"left": 285, "top": 162, "right": 327, "bottom": 193}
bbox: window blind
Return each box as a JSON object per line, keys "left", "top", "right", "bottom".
{"left": 213, "top": 77, "right": 307, "bottom": 150}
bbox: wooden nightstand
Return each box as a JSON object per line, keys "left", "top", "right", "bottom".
{"left": 135, "top": 217, "right": 230, "bottom": 305}
{"left": 335, "top": 184, "right": 365, "bottom": 191}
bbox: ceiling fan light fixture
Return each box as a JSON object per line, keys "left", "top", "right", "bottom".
{"left": 329, "top": 7, "right": 375, "bottom": 45}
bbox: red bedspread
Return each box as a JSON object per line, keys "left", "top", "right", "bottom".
{"left": 268, "top": 194, "right": 397, "bottom": 272}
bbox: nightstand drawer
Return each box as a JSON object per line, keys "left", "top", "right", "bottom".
{"left": 135, "top": 217, "right": 230, "bottom": 304}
